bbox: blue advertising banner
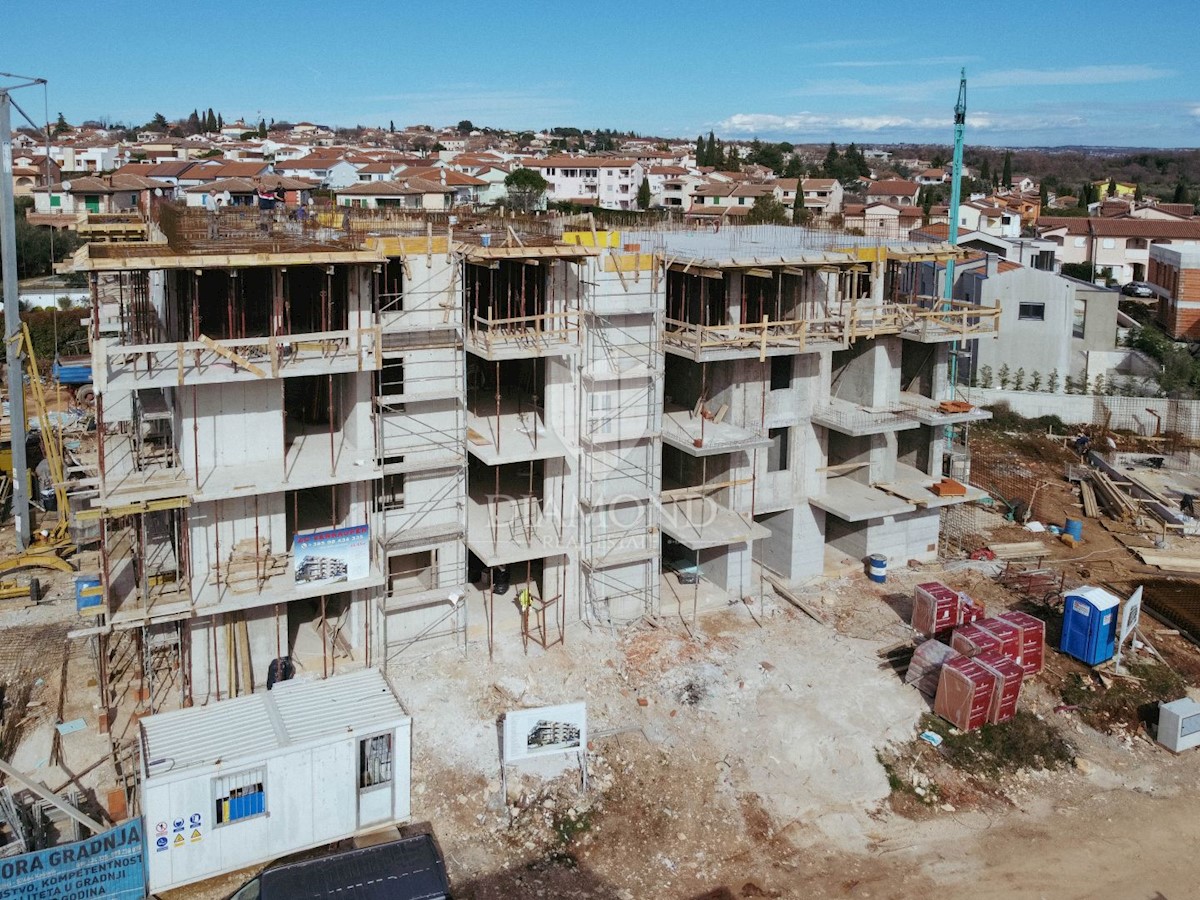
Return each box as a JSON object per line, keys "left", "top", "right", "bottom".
{"left": 0, "top": 819, "right": 145, "bottom": 900}
{"left": 293, "top": 524, "right": 370, "bottom": 585}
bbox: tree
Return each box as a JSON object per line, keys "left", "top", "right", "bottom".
{"left": 1134, "top": 182, "right": 1143, "bottom": 202}
{"left": 1173, "top": 179, "right": 1188, "bottom": 203}
{"left": 456, "top": 119, "right": 474, "bottom": 134}
{"left": 1047, "top": 369, "right": 1060, "bottom": 393}
{"left": 149, "top": 112, "right": 168, "bottom": 131}
{"left": 51, "top": 112, "right": 70, "bottom": 136}
{"left": 979, "top": 157, "right": 991, "bottom": 184}
{"left": 636, "top": 176, "right": 651, "bottom": 210}
{"left": 503, "top": 167, "right": 549, "bottom": 213}
{"left": 1107, "top": 176, "right": 1118, "bottom": 198}
{"left": 205, "top": 108, "right": 217, "bottom": 132}
{"left": 258, "top": 119, "right": 267, "bottom": 138}
{"left": 186, "top": 109, "right": 202, "bottom": 134}
{"left": 979, "top": 366, "right": 994, "bottom": 389}
{"left": 1029, "top": 371, "right": 1042, "bottom": 392}
{"left": 1002, "top": 150, "right": 1012, "bottom": 188}
{"left": 705, "top": 131, "right": 717, "bottom": 168}
{"left": 792, "top": 178, "right": 808, "bottom": 224}
{"left": 1039, "top": 182, "right": 1049, "bottom": 208}
{"left": 745, "top": 195, "right": 790, "bottom": 225}
{"left": 1013, "top": 367, "right": 1025, "bottom": 391}
{"left": 998, "top": 363, "right": 1011, "bottom": 390}
{"left": 389, "top": 120, "right": 395, "bottom": 133}
{"left": 694, "top": 134, "right": 706, "bottom": 167}
{"left": 823, "top": 142, "right": 839, "bottom": 177}
{"left": 217, "top": 113, "right": 224, "bottom": 130}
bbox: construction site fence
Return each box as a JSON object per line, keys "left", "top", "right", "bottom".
{"left": 972, "top": 389, "right": 1200, "bottom": 442}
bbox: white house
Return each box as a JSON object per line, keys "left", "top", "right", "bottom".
{"left": 335, "top": 177, "right": 455, "bottom": 210}
{"left": 275, "top": 155, "right": 362, "bottom": 188}
{"left": 524, "top": 156, "right": 646, "bottom": 210}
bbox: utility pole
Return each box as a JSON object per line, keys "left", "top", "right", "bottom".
{"left": 1, "top": 72, "right": 48, "bottom": 548}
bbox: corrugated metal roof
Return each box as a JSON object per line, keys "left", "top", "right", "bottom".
{"left": 141, "top": 668, "right": 405, "bottom": 778}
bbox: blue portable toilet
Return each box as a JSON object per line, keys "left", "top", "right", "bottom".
{"left": 1059, "top": 586, "right": 1121, "bottom": 665}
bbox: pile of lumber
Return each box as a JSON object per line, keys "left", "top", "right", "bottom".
{"left": 987, "top": 541, "right": 1047, "bottom": 560}
{"left": 1090, "top": 470, "right": 1141, "bottom": 521}
{"left": 1134, "top": 549, "right": 1200, "bottom": 574}
{"left": 224, "top": 537, "right": 288, "bottom": 594}
{"left": 1078, "top": 478, "right": 1100, "bottom": 518}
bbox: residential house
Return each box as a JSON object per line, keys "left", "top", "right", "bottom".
{"left": 523, "top": 157, "right": 646, "bottom": 210}
{"left": 33, "top": 174, "right": 172, "bottom": 217}
{"left": 924, "top": 255, "right": 1118, "bottom": 389}
{"left": 1149, "top": 244, "right": 1200, "bottom": 339}
{"left": 10, "top": 154, "right": 60, "bottom": 196}
{"left": 915, "top": 168, "right": 948, "bottom": 186}
{"left": 842, "top": 202, "right": 923, "bottom": 237}
{"left": 182, "top": 176, "right": 318, "bottom": 208}
{"left": 866, "top": 179, "right": 920, "bottom": 206}
{"left": 1037, "top": 217, "right": 1200, "bottom": 283}
{"left": 274, "top": 155, "right": 362, "bottom": 188}
{"left": 335, "top": 178, "right": 455, "bottom": 210}
{"left": 957, "top": 201, "right": 1021, "bottom": 238}
{"left": 775, "top": 178, "right": 844, "bottom": 216}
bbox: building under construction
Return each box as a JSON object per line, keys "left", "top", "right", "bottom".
{"left": 63, "top": 208, "right": 999, "bottom": 729}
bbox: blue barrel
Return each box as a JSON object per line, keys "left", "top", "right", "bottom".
{"left": 480, "top": 233, "right": 491, "bottom": 247}
{"left": 867, "top": 554, "right": 888, "bottom": 583}
{"left": 1064, "top": 518, "right": 1083, "bottom": 542}
{"left": 75, "top": 575, "right": 102, "bottom": 611}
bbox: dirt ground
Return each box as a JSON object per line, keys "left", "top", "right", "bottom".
{"left": 5, "top": 424, "right": 1200, "bottom": 899}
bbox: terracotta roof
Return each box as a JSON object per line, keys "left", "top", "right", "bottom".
{"left": 184, "top": 176, "right": 315, "bottom": 193}
{"left": 142, "top": 161, "right": 199, "bottom": 178}
{"left": 996, "top": 259, "right": 1023, "bottom": 273}
{"left": 1157, "top": 203, "right": 1196, "bottom": 217}
{"left": 336, "top": 178, "right": 454, "bottom": 196}
{"left": 399, "top": 167, "right": 486, "bottom": 187}
{"left": 202, "top": 161, "right": 272, "bottom": 179}
{"left": 866, "top": 179, "right": 920, "bottom": 196}
{"left": 355, "top": 162, "right": 396, "bottom": 174}
{"left": 1037, "top": 217, "right": 1200, "bottom": 239}
{"left": 649, "top": 166, "right": 688, "bottom": 176}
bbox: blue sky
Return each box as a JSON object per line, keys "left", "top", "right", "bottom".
{"left": 6, "top": 0, "right": 1199, "bottom": 148}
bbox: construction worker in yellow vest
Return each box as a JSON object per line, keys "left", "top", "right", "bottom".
{"left": 517, "top": 587, "right": 532, "bottom": 612}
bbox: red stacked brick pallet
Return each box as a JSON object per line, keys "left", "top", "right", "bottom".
{"left": 959, "top": 597, "right": 985, "bottom": 626}
{"left": 951, "top": 622, "right": 1004, "bottom": 658}
{"left": 912, "top": 582, "right": 960, "bottom": 636}
{"left": 997, "top": 610, "right": 1046, "bottom": 675}
{"left": 977, "top": 617, "right": 1022, "bottom": 662}
{"left": 913, "top": 583, "right": 987, "bottom": 637}
{"left": 976, "top": 650, "right": 1025, "bottom": 724}
{"left": 934, "top": 656, "right": 998, "bottom": 732}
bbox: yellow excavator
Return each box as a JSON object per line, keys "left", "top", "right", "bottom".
{"left": 0, "top": 321, "right": 76, "bottom": 575}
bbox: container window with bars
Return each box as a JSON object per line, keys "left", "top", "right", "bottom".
{"left": 213, "top": 768, "right": 266, "bottom": 825}
{"left": 359, "top": 733, "right": 393, "bottom": 789}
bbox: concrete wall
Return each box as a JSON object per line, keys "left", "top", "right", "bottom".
{"left": 965, "top": 266, "right": 1074, "bottom": 383}
{"left": 972, "top": 388, "right": 1200, "bottom": 435}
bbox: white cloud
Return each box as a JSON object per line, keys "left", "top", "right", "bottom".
{"left": 717, "top": 111, "right": 1088, "bottom": 135}
{"left": 974, "top": 65, "right": 1170, "bottom": 87}
{"left": 811, "top": 56, "right": 976, "bottom": 69}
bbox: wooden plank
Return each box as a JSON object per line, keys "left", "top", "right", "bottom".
{"left": 1080, "top": 479, "right": 1100, "bottom": 518}
{"left": 763, "top": 573, "right": 831, "bottom": 628}
{"left": 199, "top": 335, "right": 267, "bottom": 378}
{"left": 988, "top": 541, "right": 1048, "bottom": 560}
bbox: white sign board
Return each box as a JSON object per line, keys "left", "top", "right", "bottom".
{"left": 1119, "top": 587, "right": 1142, "bottom": 646}
{"left": 1114, "top": 586, "right": 1143, "bottom": 673}
{"left": 503, "top": 702, "right": 587, "bottom": 764}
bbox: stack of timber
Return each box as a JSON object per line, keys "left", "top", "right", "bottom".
{"left": 1090, "top": 470, "right": 1141, "bottom": 521}
{"left": 1133, "top": 549, "right": 1200, "bottom": 574}
{"left": 987, "top": 541, "right": 1047, "bottom": 561}
{"left": 225, "top": 538, "right": 288, "bottom": 594}
{"left": 1078, "top": 477, "right": 1100, "bottom": 519}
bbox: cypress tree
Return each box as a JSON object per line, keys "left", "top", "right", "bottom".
{"left": 1002, "top": 150, "right": 1012, "bottom": 188}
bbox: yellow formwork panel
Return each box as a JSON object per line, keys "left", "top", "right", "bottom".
{"left": 603, "top": 253, "right": 657, "bottom": 272}
{"left": 562, "top": 230, "right": 621, "bottom": 248}
{"left": 367, "top": 235, "right": 451, "bottom": 257}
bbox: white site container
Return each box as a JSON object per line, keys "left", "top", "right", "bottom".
{"left": 1157, "top": 697, "right": 1200, "bottom": 753}
{"left": 139, "top": 667, "right": 412, "bottom": 894}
